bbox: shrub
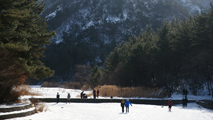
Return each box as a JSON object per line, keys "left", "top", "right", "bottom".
{"left": 3, "top": 90, "right": 21, "bottom": 104}
{"left": 36, "top": 103, "right": 48, "bottom": 112}
{"left": 29, "top": 98, "right": 48, "bottom": 113}
{"left": 81, "top": 83, "right": 91, "bottom": 90}
{"left": 95, "top": 85, "right": 163, "bottom": 98}
{"left": 13, "top": 85, "right": 41, "bottom": 96}
{"left": 95, "top": 85, "right": 120, "bottom": 97}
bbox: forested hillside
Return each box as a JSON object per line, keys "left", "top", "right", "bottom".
{"left": 40, "top": 0, "right": 211, "bottom": 81}
{"left": 37, "top": 0, "right": 213, "bottom": 95}
{"left": 102, "top": 5, "right": 213, "bottom": 95}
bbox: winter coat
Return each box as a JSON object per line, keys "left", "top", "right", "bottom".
{"left": 168, "top": 100, "right": 172, "bottom": 106}
{"left": 93, "top": 90, "right": 96, "bottom": 95}
{"left": 125, "top": 101, "right": 132, "bottom": 107}
{"left": 121, "top": 101, "right": 125, "bottom": 107}
{"left": 67, "top": 93, "right": 71, "bottom": 100}
{"left": 57, "top": 94, "right": 60, "bottom": 99}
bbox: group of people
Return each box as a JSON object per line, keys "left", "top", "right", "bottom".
{"left": 56, "top": 89, "right": 101, "bottom": 103}
{"left": 120, "top": 99, "right": 132, "bottom": 113}
{"left": 167, "top": 97, "right": 188, "bottom": 112}
{"left": 56, "top": 91, "right": 187, "bottom": 112}
{"left": 93, "top": 89, "right": 99, "bottom": 99}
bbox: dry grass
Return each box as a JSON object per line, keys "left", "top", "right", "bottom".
{"left": 95, "top": 85, "right": 120, "bottom": 97}
{"left": 36, "top": 103, "right": 48, "bottom": 112}
{"left": 95, "top": 85, "right": 163, "bottom": 98}
{"left": 63, "top": 82, "right": 81, "bottom": 89}
{"left": 29, "top": 98, "right": 48, "bottom": 113}
{"left": 13, "top": 85, "right": 41, "bottom": 96}
{"left": 81, "top": 84, "right": 91, "bottom": 90}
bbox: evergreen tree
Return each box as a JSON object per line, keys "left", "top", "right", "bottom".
{"left": 0, "top": 0, "right": 55, "bottom": 103}
{"left": 90, "top": 65, "right": 102, "bottom": 88}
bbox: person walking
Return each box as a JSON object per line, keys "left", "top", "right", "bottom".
{"left": 125, "top": 99, "right": 132, "bottom": 113}
{"left": 121, "top": 100, "right": 125, "bottom": 113}
{"left": 93, "top": 89, "right": 96, "bottom": 99}
{"left": 67, "top": 93, "right": 71, "bottom": 104}
{"left": 97, "top": 90, "right": 100, "bottom": 98}
{"left": 168, "top": 99, "right": 172, "bottom": 111}
{"left": 56, "top": 92, "right": 60, "bottom": 103}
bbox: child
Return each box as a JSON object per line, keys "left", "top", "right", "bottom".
{"left": 121, "top": 100, "right": 125, "bottom": 113}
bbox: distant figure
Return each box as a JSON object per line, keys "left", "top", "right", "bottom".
{"left": 182, "top": 98, "right": 185, "bottom": 107}
{"left": 168, "top": 99, "right": 172, "bottom": 111}
{"left": 121, "top": 100, "right": 125, "bottom": 113}
{"left": 185, "top": 89, "right": 189, "bottom": 98}
{"left": 56, "top": 92, "right": 60, "bottom": 103}
{"left": 211, "top": 88, "right": 213, "bottom": 97}
{"left": 81, "top": 91, "right": 84, "bottom": 99}
{"left": 183, "top": 89, "right": 186, "bottom": 97}
{"left": 67, "top": 93, "right": 71, "bottom": 104}
{"left": 125, "top": 99, "right": 132, "bottom": 113}
{"left": 184, "top": 96, "right": 188, "bottom": 107}
{"left": 93, "top": 89, "right": 96, "bottom": 99}
{"left": 97, "top": 90, "right": 100, "bottom": 98}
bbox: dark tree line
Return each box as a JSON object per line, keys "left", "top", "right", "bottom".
{"left": 102, "top": 4, "right": 213, "bottom": 95}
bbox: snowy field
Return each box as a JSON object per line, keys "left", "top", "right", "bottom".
{"left": 9, "top": 103, "right": 213, "bottom": 120}
{"left": 2, "top": 86, "right": 213, "bottom": 120}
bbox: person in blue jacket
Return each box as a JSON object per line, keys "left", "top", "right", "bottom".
{"left": 125, "top": 99, "right": 132, "bottom": 113}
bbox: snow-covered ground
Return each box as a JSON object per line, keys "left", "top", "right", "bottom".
{"left": 21, "top": 85, "right": 212, "bottom": 100}
{"left": 9, "top": 103, "right": 213, "bottom": 120}
{"left": 2, "top": 85, "right": 213, "bottom": 120}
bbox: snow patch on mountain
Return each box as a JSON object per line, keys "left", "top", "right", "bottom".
{"left": 45, "top": 6, "right": 63, "bottom": 21}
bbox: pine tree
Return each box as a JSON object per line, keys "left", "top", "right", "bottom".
{"left": 90, "top": 65, "right": 102, "bottom": 88}
{"left": 0, "top": 0, "right": 56, "bottom": 103}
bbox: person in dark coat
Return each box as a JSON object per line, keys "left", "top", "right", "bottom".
{"left": 67, "top": 93, "right": 71, "bottom": 104}
{"left": 183, "top": 89, "right": 186, "bottom": 97}
{"left": 81, "top": 91, "right": 84, "bottom": 99}
{"left": 182, "top": 98, "right": 185, "bottom": 107}
{"left": 125, "top": 99, "right": 132, "bottom": 113}
{"left": 121, "top": 100, "right": 125, "bottom": 113}
{"left": 185, "top": 89, "right": 189, "bottom": 98}
{"left": 185, "top": 96, "right": 188, "bottom": 107}
{"left": 56, "top": 92, "right": 60, "bottom": 103}
{"left": 97, "top": 90, "right": 100, "bottom": 98}
{"left": 93, "top": 89, "right": 96, "bottom": 99}
{"left": 168, "top": 99, "right": 172, "bottom": 111}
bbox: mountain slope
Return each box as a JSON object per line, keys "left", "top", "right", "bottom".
{"left": 41, "top": 0, "right": 213, "bottom": 81}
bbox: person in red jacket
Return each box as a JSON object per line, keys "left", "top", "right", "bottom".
{"left": 93, "top": 89, "right": 96, "bottom": 99}
{"left": 168, "top": 99, "right": 173, "bottom": 111}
